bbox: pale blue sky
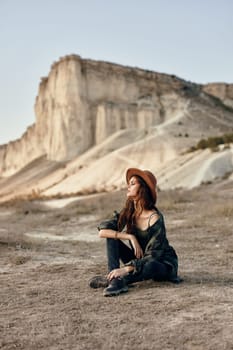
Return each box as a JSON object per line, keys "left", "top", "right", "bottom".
{"left": 0, "top": 0, "right": 232, "bottom": 145}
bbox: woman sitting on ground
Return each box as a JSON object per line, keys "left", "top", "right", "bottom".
{"left": 89, "top": 168, "right": 181, "bottom": 297}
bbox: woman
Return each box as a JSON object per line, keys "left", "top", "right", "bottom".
{"left": 89, "top": 168, "right": 180, "bottom": 297}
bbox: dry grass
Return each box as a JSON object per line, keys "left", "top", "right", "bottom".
{"left": 0, "top": 180, "right": 232, "bottom": 350}
{"left": 210, "top": 202, "right": 233, "bottom": 218}
{"left": 9, "top": 254, "right": 32, "bottom": 265}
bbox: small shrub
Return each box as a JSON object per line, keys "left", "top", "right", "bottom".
{"left": 197, "top": 139, "right": 208, "bottom": 149}
{"left": 188, "top": 132, "right": 233, "bottom": 152}
{"left": 211, "top": 146, "right": 220, "bottom": 152}
{"left": 10, "top": 255, "right": 31, "bottom": 265}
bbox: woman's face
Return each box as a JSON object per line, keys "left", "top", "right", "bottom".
{"left": 127, "top": 176, "right": 140, "bottom": 199}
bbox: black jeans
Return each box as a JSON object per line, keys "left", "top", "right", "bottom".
{"left": 106, "top": 238, "right": 169, "bottom": 284}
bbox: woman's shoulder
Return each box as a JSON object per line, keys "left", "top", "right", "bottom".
{"left": 148, "top": 207, "right": 165, "bottom": 228}
{"left": 154, "top": 207, "right": 164, "bottom": 219}
{"left": 147, "top": 209, "right": 159, "bottom": 226}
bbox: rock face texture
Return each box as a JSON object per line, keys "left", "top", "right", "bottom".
{"left": 203, "top": 83, "right": 233, "bottom": 108}
{"left": 0, "top": 54, "right": 233, "bottom": 201}
{"left": 0, "top": 125, "right": 42, "bottom": 177}
{"left": 0, "top": 54, "right": 201, "bottom": 176}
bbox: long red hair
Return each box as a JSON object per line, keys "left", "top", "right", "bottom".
{"left": 118, "top": 175, "right": 155, "bottom": 234}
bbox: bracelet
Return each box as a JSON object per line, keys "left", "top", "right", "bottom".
{"left": 114, "top": 231, "right": 118, "bottom": 240}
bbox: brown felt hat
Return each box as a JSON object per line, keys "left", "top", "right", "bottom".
{"left": 126, "top": 168, "right": 157, "bottom": 204}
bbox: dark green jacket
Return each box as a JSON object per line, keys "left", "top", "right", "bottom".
{"left": 98, "top": 209, "right": 178, "bottom": 279}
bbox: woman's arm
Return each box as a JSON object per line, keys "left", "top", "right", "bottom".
{"left": 99, "top": 229, "right": 143, "bottom": 259}
{"left": 99, "top": 229, "right": 131, "bottom": 240}
{"left": 107, "top": 265, "right": 134, "bottom": 280}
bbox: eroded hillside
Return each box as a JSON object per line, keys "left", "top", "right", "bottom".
{"left": 0, "top": 54, "right": 233, "bottom": 202}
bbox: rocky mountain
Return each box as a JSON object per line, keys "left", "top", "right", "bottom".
{"left": 203, "top": 83, "right": 233, "bottom": 108}
{"left": 0, "top": 54, "right": 233, "bottom": 203}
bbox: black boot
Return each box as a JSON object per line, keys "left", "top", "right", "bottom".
{"left": 103, "top": 277, "right": 128, "bottom": 297}
{"left": 89, "top": 275, "right": 109, "bottom": 289}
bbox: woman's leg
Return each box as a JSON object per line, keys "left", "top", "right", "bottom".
{"left": 125, "top": 260, "right": 169, "bottom": 284}
{"left": 103, "top": 239, "right": 135, "bottom": 296}
{"left": 89, "top": 239, "right": 135, "bottom": 290}
{"left": 106, "top": 238, "right": 135, "bottom": 272}
{"left": 143, "top": 260, "right": 169, "bottom": 281}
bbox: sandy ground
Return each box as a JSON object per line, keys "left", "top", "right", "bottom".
{"left": 0, "top": 181, "right": 233, "bottom": 350}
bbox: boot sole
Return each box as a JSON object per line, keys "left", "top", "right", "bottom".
{"left": 103, "top": 286, "right": 128, "bottom": 297}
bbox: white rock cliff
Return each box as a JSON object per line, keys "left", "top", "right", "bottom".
{"left": 0, "top": 54, "right": 233, "bottom": 201}
{"left": 0, "top": 54, "right": 202, "bottom": 177}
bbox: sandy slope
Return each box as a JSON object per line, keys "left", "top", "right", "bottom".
{"left": 157, "top": 146, "right": 233, "bottom": 189}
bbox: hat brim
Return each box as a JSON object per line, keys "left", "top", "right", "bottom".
{"left": 126, "top": 168, "right": 157, "bottom": 203}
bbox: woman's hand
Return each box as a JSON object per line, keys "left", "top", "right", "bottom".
{"left": 107, "top": 267, "right": 129, "bottom": 281}
{"left": 130, "top": 235, "right": 143, "bottom": 259}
